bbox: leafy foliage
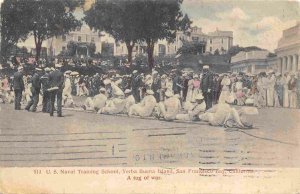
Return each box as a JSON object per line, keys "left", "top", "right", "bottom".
{"left": 1, "top": 0, "right": 82, "bottom": 60}
{"left": 177, "top": 41, "right": 206, "bottom": 55}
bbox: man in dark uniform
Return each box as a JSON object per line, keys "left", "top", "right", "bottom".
{"left": 201, "top": 65, "right": 213, "bottom": 110}
{"left": 151, "top": 71, "right": 161, "bottom": 102}
{"left": 48, "top": 64, "right": 64, "bottom": 117}
{"left": 172, "top": 70, "right": 182, "bottom": 95}
{"left": 13, "top": 66, "right": 25, "bottom": 110}
{"left": 131, "top": 70, "right": 141, "bottom": 103}
{"left": 212, "top": 74, "right": 220, "bottom": 105}
{"left": 41, "top": 67, "right": 51, "bottom": 113}
{"left": 25, "top": 68, "right": 42, "bottom": 112}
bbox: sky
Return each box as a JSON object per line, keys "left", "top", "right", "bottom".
{"left": 181, "top": 0, "right": 300, "bottom": 51}
{"left": 1, "top": 0, "right": 300, "bottom": 52}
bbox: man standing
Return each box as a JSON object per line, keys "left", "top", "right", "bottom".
{"left": 13, "top": 66, "right": 25, "bottom": 110}
{"left": 25, "top": 68, "right": 42, "bottom": 112}
{"left": 48, "top": 64, "right": 64, "bottom": 117}
{"left": 41, "top": 68, "right": 51, "bottom": 113}
{"left": 201, "top": 65, "right": 213, "bottom": 110}
{"left": 151, "top": 71, "right": 161, "bottom": 102}
{"left": 131, "top": 70, "right": 141, "bottom": 103}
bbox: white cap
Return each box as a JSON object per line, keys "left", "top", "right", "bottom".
{"left": 203, "top": 65, "right": 209, "bottom": 69}
{"left": 70, "top": 71, "right": 79, "bottom": 76}
{"left": 124, "top": 89, "right": 132, "bottom": 94}
{"left": 55, "top": 63, "right": 62, "bottom": 68}
{"left": 165, "top": 91, "right": 173, "bottom": 97}
{"left": 65, "top": 70, "right": 72, "bottom": 74}
{"left": 99, "top": 88, "right": 106, "bottom": 92}
{"left": 44, "top": 67, "right": 51, "bottom": 72}
{"left": 18, "top": 66, "right": 23, "bottom": 71}
{"left": 133, "top": 70, "right": 138, "bottom": 74}
{"left": 114, "top": 90, "right": 124, "bottom": 97}
{"left": 103, "top": 79, "right": 111, "bottom": 85}
{"left": 146, "top": 90, "right": 154, "bottom": 95}
{"left": 152, "top": 70, "right": 158, "bottom": 75}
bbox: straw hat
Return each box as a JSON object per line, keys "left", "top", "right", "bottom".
{"left": 99, "top": 88, "right": 106, "bottom": 92}
{"left": 124, "top": 89, "right": 132, "bottom": 94}
{"left": 70, "top": 71, "right": 79, "bottom": 76}
{"left": 55, "top": 63, "right": 62, "bottom": 68}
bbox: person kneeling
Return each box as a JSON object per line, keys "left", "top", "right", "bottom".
{"left": 199, "top": 101, "right": 258, "bottom": 129}
{"left": 99, "top": 91, "right": 126, "bottom": 114}
{"left": 176, "top": 94, "right": 206, "bottom": 121}
{"left": 156, "top": 91, "right": 181, "bottom": 121}
{"left": 82, "top": 88, "right": 107, "bottom": 112}
{"left": 128, "top": 90, "right": 157, "bottom": 117}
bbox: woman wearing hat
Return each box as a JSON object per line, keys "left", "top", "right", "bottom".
{"left": 190, "top": 74, "right": 201, "bottom": 103}
{"left": 218, "top": 74, "right": 231, "bottom": 104}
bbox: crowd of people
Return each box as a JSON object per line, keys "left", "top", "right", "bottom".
{"left": 1, "top": 62, "right": 300, "bottom": 128}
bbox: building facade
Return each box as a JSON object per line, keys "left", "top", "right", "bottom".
{"left": 231, "top": 50, "right": 273, "bottom": 74}
{"left": 274, "top": 21, "right": 300, "bottom": 74}
{"left": 113, "top": 26, "right": 233, "bottom": 57}
{"left": 45, "top": 24, "right": 102, "bottom": 57}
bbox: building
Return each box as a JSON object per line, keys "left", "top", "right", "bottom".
{"left": 45, "top": 24, "right": 102, "bottom": 57}
{"left": 114, "top": 26, "right": 233, "bottom": 57}
{"left": 231, "top": 50, "right": 273, "bottom": 74}
{"left": 275, "top": 21, "right": 300, "bottom": 74}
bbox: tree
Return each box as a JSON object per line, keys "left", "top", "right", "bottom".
{"left": 1, "top": 0, "right": 82, "bottom": 60}
{"left": 84, "top": 0, "right": 142, "bottom": 65}
{"left": 177, "top": 41, "right": 206, "bottom": 55}
{"left": 214, "top": 49, "right": 220, "bottom": 55}
{"left": 136, "top": 0, "right": 192, "bottom": 69}
{"left": 0, "top": 0, "right": 30, "bottom": 61}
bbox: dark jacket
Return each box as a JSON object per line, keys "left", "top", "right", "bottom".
{"left": 41, "top": 73, "right": 50, "bottom": 92}
{"left": 201, "top": 72, "right": 213, "bottom": 93}
{"left": 13, "top": 71, "right": 24, "bottom": 91}
{"left": 31, "top": 73, "right": 41, "bottom": 90}
{"left": 49, "top": 70, "right": 64, "bottom": 90}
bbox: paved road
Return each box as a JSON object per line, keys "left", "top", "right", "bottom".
{"left": 0, "top": 103, "right": 299, "bottom": 167}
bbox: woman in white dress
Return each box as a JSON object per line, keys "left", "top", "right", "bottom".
{"left": 185, "top": 76, "right": 194, "bottom": 102}
{"left": 283, "top": 73, "right": 290, "bottom": 108}
{"left": 191, "top": 74, "right": 201, "bottom": 102}
{"left": 266, "top": 73, "right": 276, "bottom": 107}
{"left": 218, "top": 74, "right": 231, "bottom": 104}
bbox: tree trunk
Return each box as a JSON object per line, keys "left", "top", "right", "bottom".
{"left": 125, "top": 42, "right": 135, "bottom": 65}
{"left": 35, "top": 42, "right": 42, "bottom": 61}
{"left": 146, "top": 39, "right": 155, "bottom": 70}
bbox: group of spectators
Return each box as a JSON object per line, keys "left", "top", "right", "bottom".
{"left": 1, "top": 62, "right": 300, "bottom": 128}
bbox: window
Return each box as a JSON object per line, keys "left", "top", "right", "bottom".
{"left": 221, "top": 38, "right": 223, "bottom": 43}
{"left": 78, "top": 36, "right": 81, "bottom": 42}
{"left": 210, "top": 47, "right": 212, "bottom": 52}
{"left": 62, "top": 35, "right": 66, "bottom": 41}
{"left": 210, "top": 39, "right": 212, "bottom": 44}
